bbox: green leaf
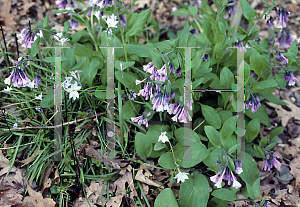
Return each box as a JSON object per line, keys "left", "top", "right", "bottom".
{"left": 220, "top": 67, "right": 234, "bottom": 89}
{"left": 30, "top": 38, "right": 40, "bottom": 57}
{"left": 275, "top": 73, "right": 286, "bottom": 89}
{"left": 158, "top": 152, "right": 176, "bottom": 169}
{"left": 220, "top": 116, "right": 237, "bottom": 142}
{"left": 179, "top": 22, "right": 189, "bottom": 47}
{"left": 43, "top": 14, "right": 49, "bottom": 28}
{"left": 218, "top": 21, "right": 226, "bottom": 38}
{"left": 208, "top": 197, "right": 229, "bottom": 207}
{"left": 174, "top": 128, "right": 200, "bottom": 146}
{"left": 259, "top": 137, "right": 268, "bottom": 147}
{"left": 251, "top": 79, "right": 278, "bottom": 93}
{"left": 154, "top": 188, "right": 179, "bottom": 207}
{"left": 192, "top": 78, "right": 205, "bottom": 89}
{"left": 203, "top": 148, "right": 221, "bottom": 172}
{"left": 135, "top": 132, "right": 152, "bottom": 159}
{"left": 265, "top": 136, "right": 278, "bottom": 150}
{"left": 250, "top": 49, "right": 268, "bottom": 77}
{"left": 115, "top": 71, "right": 141, "bottom": 93}
{"left": 82, "top": 56, "right": 100, "bottom": 87}
{"left": 282, "top": 52, "right": 296, "bottom": 63}
{"left": 212, "top": 189, "right": 238, "bottom": 201}
{"left": 179, "top": 174, "right": 210, "bottom": 207}
{"left": 122, "top": 100, "right": 141, "bottom": 121}
{"left": 246, "top": 178, "right": 261, "bottom": 199}
{"left": 204, "top": 126, "right": 221, "bottom": 148}
{"left": 150, "top": 50, "right": 163, "bottom": 70}
{"left": 188, "top": 6, "right": 198, "bottom": 16}
{"left": 228, "top": 26, "right": 235, "bottom": 36}
{"left": 262, "top": 0, "right": 269, "bottom": 7}
{"left": 269, "top": 126, "right": 285, "bottom": 142}
{"left": 182, "top": 142, "right": 209, "bottom": 168}
{"left": 63, "top": 21, "right": 70, "bottom": 33}
{"left": 265, "top": 94, "right": 288, "bottom": 105}
{"left": 245, "top": 118, "right": 260, "bottom": 142}
{"left": 170, "top": 8, "right": 190, "bottom": 16}
{"left": 192, "top": 68, "right": 212, "bottom": 78}
{"left": 40, "top": 91, "right": 54, "bottom": 108}
{"left": 287, "top": 39, "right": 298, "bottom": 56}
{"left": 74, "top": 45, "right": 101, "bottom": 59}
{"left": 115, "top": 60, "right": 135, "bottom": 71}
{"left": 245, "top": 105, "right": 271, "bottom": 127}
{"left": 200, "top": 104, "right": 221, "bottom": 129}
{"left": 239, "top": 153, "right": 259, "bottom": 186}
{"left": 244, "top": 61, "right": 251, "bottom": 84}
{"left": 70, "top": 56, "right": 87, "bottom": 71}
{"left": 240, "top": 0, "right": 256, "bottom": 25}
{"left": 126, "top": 8, "right": 151, "bottom": 38}
{"left": 154, "top": 142, "right": 166, "bottom": 151}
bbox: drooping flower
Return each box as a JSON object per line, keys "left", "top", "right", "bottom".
{"left": 266, "top": 16, "right": 275, "bottom": 30}
{"left": 189, "top": 28, "right": 198, "bottom": 36}
{"left": 17, "top": 28, "right": 36, "bottom": 49}
{"left": 235, "top": 160, "right": 243, "bottom": 174}
{"left": 245, "top": 92, "right": 261, "bottom": 113}
{"left": 235, "top": 40, "right": 247, "bottom": 53}
{"left": 196, "top": 0, "right": 201, "bottom": 9}
{"left": 211, "top": 166, "right": 242, "bottom": 189}
{"left": 54, "top": 32, "right": 69, "bottom": 44}
{"left": 105, "top": 14, "right": 118, "bottom": 28}
{"left": 277, "top": 31, "right": 298, "bottom": 48}
{"left": 35, "top": 75, "right": 41, "bottom": 88}
{"left": 3, "top": 86, "right": 13, "bottom": 92}
{"left": 119, "top": 14, "right": 126, "bottom": 27}
{"left": 34, "top": 92, "right": 43, "bottom": 100}
{"left": 284, "top": 71, "right": 298, "bottom": 86}
{"left": 210, "top": 168, "right": 226, "bottom": 188}
{"left": 93, "top": 10, "right": 104, "bottom": 22}
{"left": 276, "top": 52, "right": 288, "bottom": 65}
{"left": 68, "top": 13, "right": 80, "bottom": 30}
{"left": 275, "top": 7, "right": 290, "bottom": 29}
{"left": 158, "top": 131, "right": 169, "bottom": 143}
{"left": 263, "top": 152, "right": 281, "bottom": 171}
{"left": 168, "top": 98, "right": 193, "bottom": 123}
{"left": 203, "top": 53, "right": 210, "bottom": 62}
{"left": 174, "top": 170, "right": 189, "bottom": 183}
{"left": 262, "top": 201, "right": 271, "bottom": 207}
{"left": 224, "top": 0, "right": 236, "bottom": 19}
{"left": 5, "top": 58, "right": 31, "bottom": 88}
{"left": 89, "top": 0, "right": 113, "bottom": 8}
{"left": 55, "top": 0, "right": 77, "bottom": 10}
{"left": 131, "top": 112, "right": 151, "bottom": 127}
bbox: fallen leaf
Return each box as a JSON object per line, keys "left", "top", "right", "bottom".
{"left": 20, "top": 185, "right": 56, "bottom": 207}
{"left": 41, "top": 162, "right": 54, "bottom": 192}
{"left": 290, "top": 154, "right": 300, "bottom": 190}
{"left": 135, "top": 168, "right": 164, "bottom": 189}
{"left": 20, "top": 0, "right": 36, "bottom": 16}
{"left": 0, "top": 0, "right": 18, "bottom": 32}
{"left": 0, "top": 188, "right": 23, "bottom": 206}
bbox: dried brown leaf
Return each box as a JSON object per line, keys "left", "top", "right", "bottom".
{"left": 20, "top": 185, "right": 55, "bottom": 207}
{"left": 0, "top": 188, "right": 23, "bottom": 206}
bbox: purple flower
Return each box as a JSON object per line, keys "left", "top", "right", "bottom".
{"left": 68, "top": 13, "right": 80, "bottom": 30}
{"left": 245, "top": 93, "right": 261, "bottom": 113}
{"left": 155, "top": 64, "right": 168, "bottom": 82}
{"left": 275, "top": 7, "right": 290, "bottom": 29}
{"left": 55, "top": 0, "right": 77, "bottom": 10}
{"left": 224, "top": 0, "right": 236, "bottom": 19}
{"left": 235, "top": 40, "right": 247, "bottom": 53}
{"left": 89, "top": 0, "right": 113, "bottom": 8}
{"left": 176, "top": 65, "right": 181, "bottom": 77}
{"left": 284, "top": 71, "right": 298, "bottom": 86}
{"left": 276, "top": 52, "right": 288, "bottom": 65}
{"left": 168, "top": 98, "right": 193, "bottom": 123}
{"left": 210, "top": 168, "right": 226, "bottom": 188}
{"left": 17, "top": 28, "right": 36, "bottom": 49}
{"left": 262, "top": 201, "right": 271, "bottom": 207}
{"left": 131, "top": 112, "right": 151, "bottom": 127}
{"left": 168, "top": 61, "right": 175, "bottom": 74}
{"left": 5, "top": 57, "right": 31, "bottom": 88}
{"left": 263, "top": 152, "right": 281, "bottom": 171}
{"left": 203, "top": 53, "right": 210, "bottom": 62}
{"left": 255, "top": 38, "right": 261, "bottom": 44}
{"left": 211, "top": 166, "right": 242, "bottom": 189}
{"left": 277, "top": 31, "right": 298, "bottom": 48}
{"left": 196, "top": 0, "right": 201, "bottom": 9}
{"left": 189, "top": 29, "right": 198, "bottom": 36}
{"left": 35, "top": 75, "right": 41, "bottom": 88}
{"left": 235, "top": 160, "right": 243, "bottom": 174}
{"left": 266, "top": 16, "right": 275, "bottom": 30}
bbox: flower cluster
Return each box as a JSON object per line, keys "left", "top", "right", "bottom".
{"left": 63, "top": 71, "right": 82, "bottom": 101}
{"left": 68, "top": 13, "right": 80, "bottom": 30}
{"left": 235, "top": 40, "right": 247, "bottom": 53}
{"left": 123, "top": 88, "right": 136, "bottom": 102}
{"left": 275, "top": 7, "right": 290, "bottom": 29}
{"left": 5, "top": 57, "right": 31, "bottom": 88}
{"left": 55, "top": 0, "right": 77, "bottom": 10}
{"left": 263, "top": 152, "right": 281, "bottom": 171}
{"left": 276, "top": 51, "right": 288, "bottom": 65}
{"left": 189, "top": 28, "right": 198, "bottom": 36}
{"left": 245, "top": 88, "right": 261, "bottom": 113}
{"left": 17, "top": 28, "right": 36, "bottom": 49}
{"left": 210, "top": 165, "right": 242, "bottom": 189}
{"left": 89, "top": 0, "right": 114, "bottom": 8}
{"left": 277, "top": 30, "right": 298, "bottom": 48}
{"left": 203, "top": 53, "right": 210, "bottom": 62}
{"left": 224, "top": 0, "right": 236, "bottom": 19}
{"left": 168, "top": 99, "right": 193, "bottom": 123}
{"left": 131, "top": 111, "right": 151, "bottom": 127}
{"left": 284, "top": 70, "right": 298, "bottom": 86}
{"left": 265, "top": 15, "right": 275, "bottom": 30}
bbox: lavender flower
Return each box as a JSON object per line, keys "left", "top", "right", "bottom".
{"left": 210, "top": 168, "right": 226, "bottom": 188}
{"left": 176, "top": 65, "right": 181, "bottom": 77}
{"left": 266, "top": 16, "right": 275, "bottom": 30}
{"left": 68, "top": 13, "right": 80, "bottom": 30}
{"left": 276, "top": 52, "right": 288, "bottom": 65}
{"left": 131, "top": 112, "right": 151, "bottom": 127}
{"left": 55, "top": 0, "right": 77, "bottom": 10}
{"left": 262, "top": 201, "right": 271, "bottom": 207}
{"left": 275, "top": 7, "right": 290, "bottom": 29}
{"left": 277, "top": 31, "right": 298, "bottom": 48}
{"left": 255, "top": 38, "right": 261, "bottom": 44}
{"left": 263, "top": 152, "right": 281, "bottom": 171}
{"left": 235, "top": 40, "right": 247, "bottom": 53}
{"left": 167, "top": 98, "right": 193, "bottom": 123}
{"left": 35, "top": 75, "right": 41, "bottom": 88}
{"left": 196, "top": 0, "right": 201, "bottom": 9}
{"left": 203, "top": 53, "right": 210, "bottom": 62}
{"left": 17, "top": 28, "right": 36, "bottom": 49}
{"left": 89, "top": 0, "right": 114, "bottom": 9}
{"left": 235, "top": 160, "right": 243, "bottom": 174}
{"left": 210, "top": 166, "right": 242, "bottom": 189}
{"left": 245, "top": 93, "right": 261, "bottom": 113}
{"left": 189, "top": 28, "right": 198, "bottom": 36}
{"left": 4, "top": 57, "right": 31, "bottom": 88}
{"left": 119, "top": 14, "right": 126, "bottom": 27}
{"left": 224, "top": 0, "right": 236, "bottom": 19}
{"left": 284, "top": 71, "right": 298, "bottom": 86}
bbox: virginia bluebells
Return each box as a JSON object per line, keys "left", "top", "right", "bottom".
{"left": 265, "top": 15, "right": 275, "bottom": 30}
{"left": 131, "top": 111, "right": 151, "bottom": 127}
{"left": 277, "top": 30, "right": 298, "bottom": 48}
{"left": 17, "top": 28, "right": 36, "bottom": 49}
{"left": 276, "top": 51, "right": 288, "bottom": 65}
{"left": 275, "top": 7, "right": 290, "bottom": 29}
{"left": 35, "top": 75, "right": 41, "bottom": 88}
{"left": 284, "top": 70, "right": 298, "bottom": 86}
{"left": 119, "top": 14, "right": 126, "bottom": 27}
{"left": 223, "top": 0, "right": 236, "bottom": 19}
{"left": 235, "top": 40, "right": 247, "bottom": 53}
{"left": 5, "top": 57, "right": 31, "bottom": 88}
{"left": 235, "top": 160, "right": 243, "bottom": 174}
{"left": 55, "top": 0, "right": 77, "bottom": 10}
{"left": 210, "top": 166, "right": 242, "bottom": 189}
{"left": 68, "top": 13, "right": 80, "bottom": 30}
{"left": 203, "top": 53, "right": 210, "bottom": 62}
{"left": 263, "top": 152, "right": 281, "bottom": 171}
{"left": 245, "top": 87, "right": 261, "bottom": 113}
{"left": 189, "top": 28, "right": 198, "bottom": 36}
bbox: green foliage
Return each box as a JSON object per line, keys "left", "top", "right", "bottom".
{"left": 154, "top": 188, "right": 179, "bottom": 207}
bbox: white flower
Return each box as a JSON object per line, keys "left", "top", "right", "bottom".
{"left": 158, "top": 131, "right": 169, "bottom": 143}
{"left": 105, "top": 14, "right": 118, "bottom": 28}
{"left": 35, "top": 92, "right": 43, "bottom": 100}
{"left": 107, "top": 131, "right": 115, "bottom": 137}
{"left": 13, "top": 123, "right": 18, "bottom": 128}
{"left": 66, "top": 81, "right": 81, "bottom": 101}
{"left": 3, "top": 86, "right": 13, "bottom": 92}
{"left": 174, "top": 171, "right": 189, "bottom": 183}
{"left": 27, "top": 80, "right": 35, "bottom": 88}
{"left": 70, "top": 70, "right": 82, "bottom": 82}
{"left": 55, "top": 32, "right": 63, "bottom": 39}
{"left": 54, "top": 32, "right": 69, "bottom": 44}
{"left": 93, "top": 11, "right": 101, "bottom": 22}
